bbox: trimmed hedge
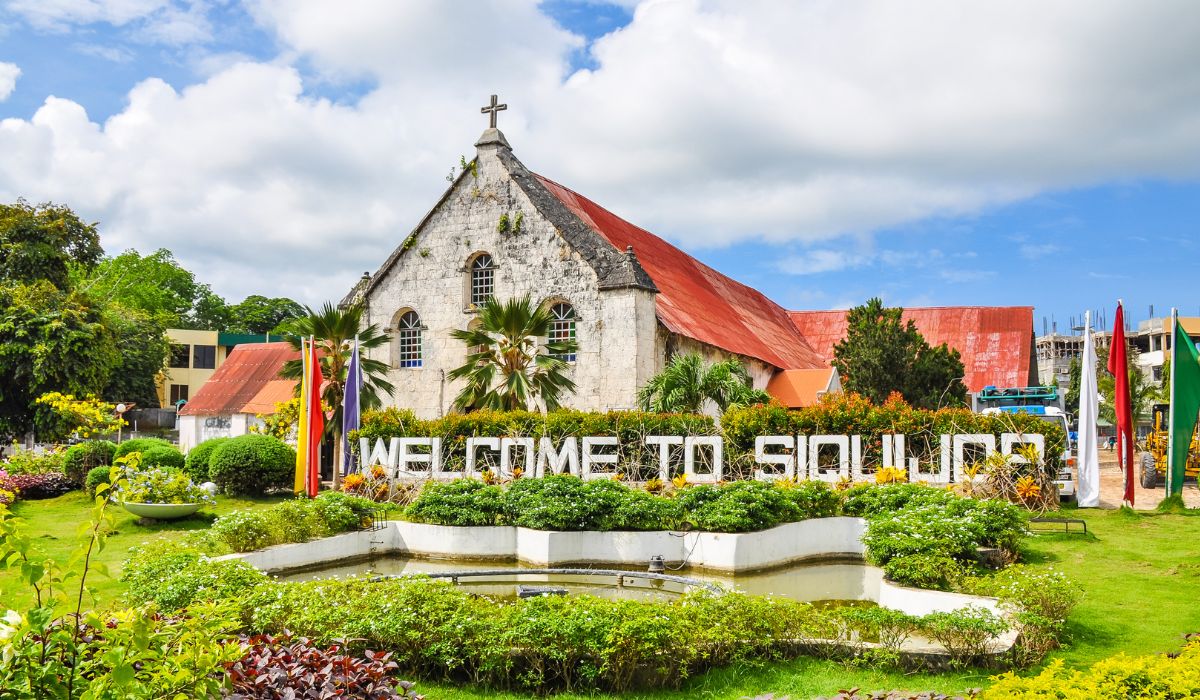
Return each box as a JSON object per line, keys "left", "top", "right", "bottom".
{"left": 209, "top": 434, "right": 296, "bottom": 496}
{"left": 62, "top": 440, "right": 116, "bottom": 486}
{"left": 723, "top": 394, "right": 1067, "bottom": 479}
{"left": 183, "top": 437, "right": 228, "bottom": 483}
{"left": 354, "top": 396, "right": 1066, "bottom": 482}
{"left": 86, "top": 465, "right": 112, "bottom": 495}
{"left": 114, "top": 437, "right": 173, "bottom": 460}
{"left": 139, "top": 444, "right": 185, "bottom": 471}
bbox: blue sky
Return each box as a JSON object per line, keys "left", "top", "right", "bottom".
{"left": 1, "top": 1, "right": 1197, "bottom": 331}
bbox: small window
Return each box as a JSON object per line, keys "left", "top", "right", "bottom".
{"left": 169, "top": 344, "right": 190, "bottom": 368}
{"left": 192, "top": 344, "right": 217, "bottom": 370}
{"left": 548, "top": 302, "right": 577, "bottom": 362}
{"left": 170, "top": 384, "right": 189, "bottom": 405}
{"left": 470, "top": 254, "right": 495, "bottom": 307}
{"left": 398, "top": 311, "right": 423, "bottom": 368}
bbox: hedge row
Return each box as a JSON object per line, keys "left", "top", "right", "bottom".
{"left": 353, "top": 396, "right": 1066, "bottom": 482}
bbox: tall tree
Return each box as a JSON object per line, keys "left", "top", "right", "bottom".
{"left": 0, "top": 281, "right": 118, "bottom": 442}
{"left": 279, "top": 303, "right": 392, "bottom": 484}
{"left": 448, "top": 296, "right": 577, "bottom": 412}
{"left": 832, "top": 298, "right": 968, "bottom": 409}
{"left": 637, "top": 353, "right": 769, "bottom": 414}
{"left": 73, "top": 248, "right": 232, "bottom": 330}
{"left": 226, "top": 295, "right": 305, "bottom": 334}
{"left": 1, "top": 200, "right": 102, "bottom": 289}
{"left": 101, "top": 305, "right": 170, "bottom": 406}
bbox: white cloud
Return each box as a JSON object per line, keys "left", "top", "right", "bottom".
{"left": 776, "top": 250, "right": 866, "bottom": 276}
{"left": 7, "top": 0, "right": 169, "bottom": 29}
{"left": 8, "top": 0, "right": 211, "bottom": 44}
{"left": 1019, "top": 243, "right": 1061, "bottom": 259}
{"left": 2, "top": 0, "right": 1200, "bottom": 305}
{"left": 0, "top": 62, "right": 18, "bottom": 101}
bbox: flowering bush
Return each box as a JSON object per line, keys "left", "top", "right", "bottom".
{"left": 0, "top": 471, "right": 73, "bottom": 500}
{"left": 32, "top": 392, "right": 125, "bottom": 441}
{"left": 983, "top": 637, "right": 1200, "bottom": 698}
{"left": 119, "top": 466, "right": 214, "bottom": 505}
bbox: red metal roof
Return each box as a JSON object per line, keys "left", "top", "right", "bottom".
{"left": 788, "top": 307, "right": 1036, "bottom": 392}
{"left": 179, "top": 342, "right": 299, "bottom": 416}
{"left": 767, "top": 368, "right": 838, "bottom": 408}
{"left": 534, "top": 174, "right": 824, "bottom": 370}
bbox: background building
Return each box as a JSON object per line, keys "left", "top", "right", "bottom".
{"left": 176, "top": 342, "right": 296, "bottom": 452}
{"left": 156, "top": 329, "right": 278, "bottom": 409}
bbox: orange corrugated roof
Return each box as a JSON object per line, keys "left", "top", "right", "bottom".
{"left": 767, "top": 368, "right": 837, "bottom": 408}
{"left": 788, "top": 307, "right": 1036, "bottom": 392}
{"left": 180, "top": 342, "right": 299, "bottom": 416}
{"left": 534, "top": 174, "right": 824, "bottom": 371}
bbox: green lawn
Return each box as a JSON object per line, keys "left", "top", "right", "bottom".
{"left": 4, "top": 498, "right": 1200, "bottom": 699}
{"left": 0, "top": 490, "right": 287, "bottom": 610}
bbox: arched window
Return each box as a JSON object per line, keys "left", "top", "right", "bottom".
{"left": 470, "top": 254, "right": 495, "bottom": 307}
{"left": 548, "top": 302, "right": 577, "bottom": 362}
{"left": 397, "top": 310, "right": 422, "bottom": 368}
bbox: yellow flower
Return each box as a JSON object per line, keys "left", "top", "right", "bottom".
{"left": 1016, "top": 475, "right": 1042, "bottom": 500}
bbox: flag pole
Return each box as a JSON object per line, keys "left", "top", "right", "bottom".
{"left": 1167, "top": 308, "right": 1178, "bottom": 498}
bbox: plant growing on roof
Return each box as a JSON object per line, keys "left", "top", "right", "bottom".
{"left": 447, "top": 295, "right": 577, "bottom": 412}
{"left": 637, "top": 353, "right": 770, "bottom": 414}
{"left": 278, "top": 303, "right": 393, "bottom": 483}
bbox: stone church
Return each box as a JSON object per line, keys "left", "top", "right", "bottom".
{"left": 345, "top": 102, "right": 1034, "bottom": 419}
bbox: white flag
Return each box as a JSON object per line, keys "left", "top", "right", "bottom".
{"left": 1077, "top": 311, "right": 1101, "bottom": 507}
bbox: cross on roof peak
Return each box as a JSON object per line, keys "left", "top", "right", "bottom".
{"left": 481, "top": 94, "right": 507, "bottom": 129}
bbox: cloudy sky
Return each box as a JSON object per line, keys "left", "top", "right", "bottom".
{"left": 1, "top": 0, "right": 1198, "bottom": 331}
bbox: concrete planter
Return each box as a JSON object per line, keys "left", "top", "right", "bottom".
{"left": 122, "top": 502, "right": 203, "bottom": 520}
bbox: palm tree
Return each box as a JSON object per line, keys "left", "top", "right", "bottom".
{"left": 448, "top": 295, "right": 577, "bottom": 412}
{"left": 279, "top": 303, "right": 393, "bottom": 486}
{"left": 637, "top": 353, "right": 770, "bottom": 414}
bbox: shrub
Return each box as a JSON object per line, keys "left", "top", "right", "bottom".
{"left": 778, "top": 478, "right": 841, "bottom": 518}
{"left": 209, "top": 434, "right": 296, "bottom": 496}
{"left": 406, "top": 478, "right": 505, "bottom": 526}
{"left": 883, "top": 553, "right": 966, "bottom": 591}
{"left": 0, "top": 472, "right": 73, "bottom": 500}
{"left": 119, "top": 467, "right": 214, "bottom": 506}
{"left": 183, "top": 436, "right": 227, "bottom": 483}
{"left": 842, "top": 482, "right": 954, "bottom": 518}
{"left": 502, "top": 474, "right": 595, "bottom": 530}
{"left": 984, "top": 638, "right": 1200, "bottom": 698}
{"left": 209, "top": 493, "right": 375, "bottom": 553}
{"left": 1, "top": 447, "right": 66, "bottom": 477}
{"left": 122, "top": 539, "right": 265, "bottom": 609}
{"left": 86, "top": 465, "right": 113, "bottom": 495}
{"left": 684, "top": 480, "right": 800, "bottom": 532}
{"left": 138, "top": 443, "right": 185, "bottom": 471}
{"left": 113, "top": 437, "right": 173, "bottom": 459}
{"left": 224, "top": 632, "right": 422, "bottom": 699}
{"left": 62, "top": 440, "right": 116, "bottom": 485}
{"left": 919, "top": 606, "right": 1008, "bottom": 666}
{"left": 962, "top": 565, "right": 1081, "bottom": 666}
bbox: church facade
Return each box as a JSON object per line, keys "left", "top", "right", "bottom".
{"left": 345, "top": 122, "right": 832, "bottom": 418}
{"left": 346, "top": 113, "right": 1034, "bottom": 419}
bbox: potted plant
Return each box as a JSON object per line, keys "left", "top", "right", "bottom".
{"left": 118, "top": 462, "right": 215, "bottom": 521}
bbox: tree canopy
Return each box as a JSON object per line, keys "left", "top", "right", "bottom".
{"left": 831, "top": 298, "right": 968, "bottom": 409}
{"left": 1, "top": 201, "right": 102, "bottom": 289}
{"left": 226, "top": 295, "right": 305, "bottom": 335}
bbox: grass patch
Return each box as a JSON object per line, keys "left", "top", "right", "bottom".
{"left": 1, "top": 490, "right": 287, "bottom": 610}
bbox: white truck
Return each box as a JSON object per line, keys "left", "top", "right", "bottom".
{"left": 977, "top": 385, "right": 1075, "bottom": 501}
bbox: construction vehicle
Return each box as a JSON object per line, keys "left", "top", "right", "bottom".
{"left": 977, "top": 385, "right": 1075, "bottom": 500}
{"left": 1139, "top": 403, "right": 1200, "bottom": 488}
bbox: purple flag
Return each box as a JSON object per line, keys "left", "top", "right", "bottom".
{"left": 342, "top": 337, "right": 362, "bottom": 475}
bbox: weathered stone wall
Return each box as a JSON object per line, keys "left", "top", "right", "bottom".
{"left": 362, "top": 137, "right": 659, "bottom": 417}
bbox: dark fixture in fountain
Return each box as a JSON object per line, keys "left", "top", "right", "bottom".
{"left": 517, "top": 585, "right": 568, "bottom": 599}
{"left": 648, "top": 555, "right": 666, "bottom": 573}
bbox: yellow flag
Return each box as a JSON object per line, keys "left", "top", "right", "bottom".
{"left": 293, "top": 337, "right": 309, "bottom": 493}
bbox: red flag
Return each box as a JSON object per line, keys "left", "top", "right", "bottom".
{"left": 1108, "top": 302, "right": 1134, "bottom": 505}
{"left": 306, "top": 339, "right": 325, "bottom": 498}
